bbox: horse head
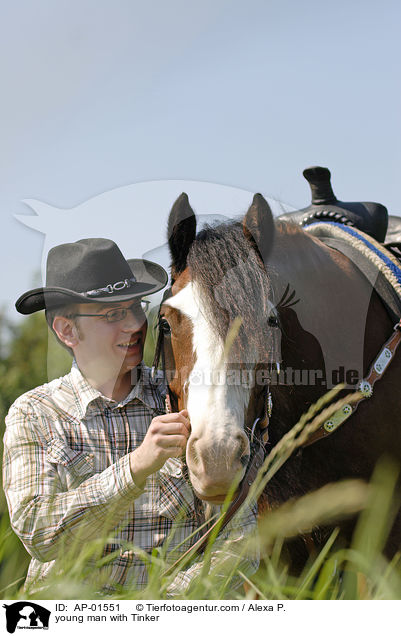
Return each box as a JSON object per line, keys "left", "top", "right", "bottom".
{"left": 160, "top": 192, "right": 275, "bottom": 502}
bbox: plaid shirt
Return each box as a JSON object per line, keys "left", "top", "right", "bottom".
{"left": 3, "top": 362, "right": 259, "bottom": 594}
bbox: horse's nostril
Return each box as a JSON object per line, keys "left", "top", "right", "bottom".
{"left": 187, "top": 432, "right": 249, "bottom": 473}
{"left": 234, "top": 432, "right": 249, "bottom": 457}
{"left": 187, "top": 436, "right": 200, "bottom": 466}
{"left": 232, "top": 433, "right": 250, "bottom": 469}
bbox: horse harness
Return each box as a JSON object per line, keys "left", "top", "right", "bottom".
{"left": 304, "top": 221, "right": 401, "bottom": 444}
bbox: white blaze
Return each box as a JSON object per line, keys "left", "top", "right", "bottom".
{"left": 165, "top": 282, "right": 252, "bottom": 441}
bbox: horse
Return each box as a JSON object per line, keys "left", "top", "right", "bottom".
{"left": 157, "top": 191, "right": 401, "bottom": 562}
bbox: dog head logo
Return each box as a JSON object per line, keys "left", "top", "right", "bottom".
{"left": 3, "top": 602, "right": 50, "bottom": 633}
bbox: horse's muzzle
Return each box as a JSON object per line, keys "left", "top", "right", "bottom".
{"left": 185, "top": 430, "right": 249, "bottom": 500}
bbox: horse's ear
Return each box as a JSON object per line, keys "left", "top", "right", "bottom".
{"left": 167, "top": 192, "right": 197, "bottom": 279}
{"left": 243, "top": 193, "right": 275, "bottom": 264}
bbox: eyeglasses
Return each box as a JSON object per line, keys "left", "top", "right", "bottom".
{"left": 68, "top": 300, "right": 150, "bottom": 323}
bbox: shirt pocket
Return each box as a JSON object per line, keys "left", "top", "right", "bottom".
{"left": 46, "top": 438, "right": 95, "bottom": 488}
{"left": 157, "top": 458, "right": 196, "bottom": 520}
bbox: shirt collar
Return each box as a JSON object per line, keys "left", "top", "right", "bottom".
{"left": 69, "top": 360, "right": 106, "bottom": 418}
{"left": 68, "top": 360, "right": 165, "bottom": 417}
{"left": 125, "top": 363, "right": 166, "bottom": 412}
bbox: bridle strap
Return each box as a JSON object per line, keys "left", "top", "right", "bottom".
{"left": 151, "top": 323, "right": 163, "bottom": 380}
{"left": 304, "top": 318, "right": 401, "bottom": 447}
{"left": 152, "top": 288, "right": 179, "bottom": 412}
{"left": 151, "top": 287, "right": 172, "bottom": 379}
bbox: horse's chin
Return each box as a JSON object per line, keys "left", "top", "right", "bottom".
{"left": 189, "top": 468, "right": 245, "bottom": 504}
{"left": 192, "top": 484, "right": 243, "bottom": 504}
{"left": 193, "top": 490, "right": 228, "bottom": 504}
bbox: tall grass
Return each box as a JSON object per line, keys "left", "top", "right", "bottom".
{"left": 1, "top": 384, "right": 400, "bottom": 600}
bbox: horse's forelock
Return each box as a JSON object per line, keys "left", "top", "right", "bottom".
{"left": 187, "top": 221, "right": 274, "bottom": 363}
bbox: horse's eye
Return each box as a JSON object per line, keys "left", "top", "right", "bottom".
{"left": 159, "top": 317, "right": 171, "bottom": 335}
{"left": 268, "top": 315, "right": 279, "bottom": 328}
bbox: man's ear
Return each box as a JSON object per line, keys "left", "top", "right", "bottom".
{"left": 52, "top": 316, "right": 79, "bottom": 348}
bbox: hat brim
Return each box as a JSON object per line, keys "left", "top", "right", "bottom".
{"left": 16, "top": 259, "right": 168, "bottom": 315}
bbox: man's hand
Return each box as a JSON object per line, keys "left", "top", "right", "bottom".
{"left": 129, "top": 410, "right": 190, "bottom": 488}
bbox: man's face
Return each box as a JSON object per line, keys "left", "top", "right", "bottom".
{"left": 70, "top": 299, "right": 148, "bottom": 377}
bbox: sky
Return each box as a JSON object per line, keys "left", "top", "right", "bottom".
{"left": 1, "top": 0, "right": 400, "bottom": 320}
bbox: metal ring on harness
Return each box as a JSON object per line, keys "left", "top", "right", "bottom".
{"left": 250, "top": 417, "right": 261, "bottom": 444}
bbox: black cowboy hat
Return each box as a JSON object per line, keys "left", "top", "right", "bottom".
{"left": 16, "top": 238, "right": 168, "bottom": 315}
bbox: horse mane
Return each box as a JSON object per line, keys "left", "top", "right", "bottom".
{"left": 187, "top": 220, "right": 275, "bottom": 363}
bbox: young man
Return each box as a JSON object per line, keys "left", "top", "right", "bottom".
{"left": 3, "top": 238, "right": 258, "bottom": 594}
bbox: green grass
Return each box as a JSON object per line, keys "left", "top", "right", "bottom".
{"left": 1, "top": 388, "right": 400, "bottom": 600}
